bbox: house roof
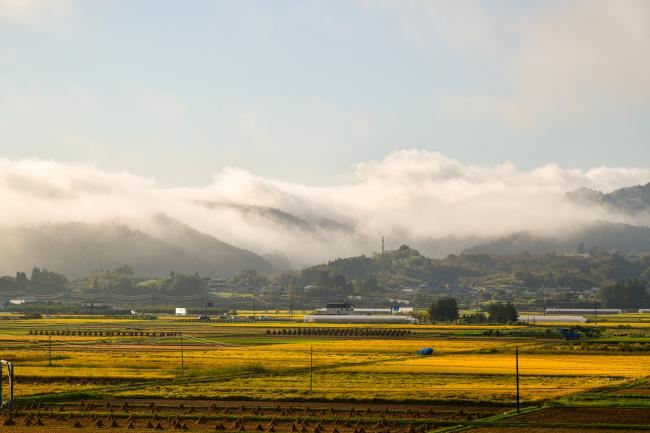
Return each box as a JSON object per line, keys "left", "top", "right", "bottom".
{"left": 325, "top": 302, "right": 353, "bottom": 309}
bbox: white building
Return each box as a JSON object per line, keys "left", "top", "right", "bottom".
{"left": 545, "top": 308, "right": 622, "bottom": 314}
{"left": 304, "top": 314, "right": 417, "bottom": 324}
{"left": 519, "top": 315, "right": 587, "bottom": 323}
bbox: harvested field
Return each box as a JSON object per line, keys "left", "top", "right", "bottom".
{"left": 511, "top": 406, "right": 650, "bottom": 425}
{"left": 2, "top": 317, "right": 650, "bottom": 432}
{"left": 467, "top": 429, "right": 649, "bottom": 433}
{"left": 0, "top": 399, "right": 503, "bottom": 432}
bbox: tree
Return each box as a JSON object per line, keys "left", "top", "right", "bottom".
{"left": 15, "top": 271, "right": 29, "bottom": 290}
{"left": 229, "top": 270, "right": 269, "bottom": 289}
{"left": 114, "top": 264, "right": 135, "bottom": 276}
{"left": 429, "top": 297, "right": 459, "bottom": 322}
{"left": 308, "top": 270, "right": 353, "bottom": 298}
{"left": 461, "top": 312, "right": 488, "bottom": 324}
{"left": 598, "top": 279, "right": 649, "bottom": 309}
{"left": 115, "top": 277, "right": 133, "bottom": 294}
{"left": 488, "top": 302, "right": 518, "bottom": 323}
{"left": 0, "top": 276, "right": 16, "bottom": 291}
{"left": 168, "top": 272, "right": 204, "bottom": 294}
{"left": 30, "top": 267, "right": 67, "bottom": 293}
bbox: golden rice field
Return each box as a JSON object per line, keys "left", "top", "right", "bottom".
{"left": 1, "top": 320, "right": 648, "bottom": 405}
{"left": 1, "top": 339, "right": 515, "bottom": 384}
{"left": 334, "top": 353, "right": 650, "bottom": 377}
{"left": 4, "top": 316, "right": 650, "bottom": 432}
{"left": 118, "top": 368, "right": 626, "bottom": 403}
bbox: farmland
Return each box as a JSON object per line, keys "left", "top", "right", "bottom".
{"left": 1, "top": 315, "right": 650, "bottom": 431}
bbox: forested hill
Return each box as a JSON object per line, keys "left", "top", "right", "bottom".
{"left": 0, "top": 222, "right": 272, "bottom": 278}
{"left": 286, "top": 246, "right": 650, "bottom": 295}
{"left": 568, "top": 182, "right": 650, "bottom": 214}
{"left": 464, "top": 222, "right": 650, "bottom": 256}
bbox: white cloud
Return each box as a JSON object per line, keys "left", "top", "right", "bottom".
{"left": 509, "top": 0, "right": 650, "bottom": 119}
{"left": 1, "top": 150, "right": 649, "bottom": 267}
{"left": 0, "top": 0, "right": 73, "bottom": 28}
{"left": 364, "top": 0, "right": 650, "bottom": 127}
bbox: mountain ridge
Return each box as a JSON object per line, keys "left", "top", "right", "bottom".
{"left": 0, "top": 219, "right": 272, "bottom": 278}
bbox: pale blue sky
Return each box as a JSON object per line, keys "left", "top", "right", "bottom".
{"left": 0, "top": 0, "right": 648, "bottom": 186}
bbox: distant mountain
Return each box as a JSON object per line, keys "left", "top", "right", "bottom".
{"left": 464, "top": 222, "right": 650, "bottom": 255}
{"left": 412, "top": 235, "right": 493, "bottom": 259}
{"left": 0, "top": 220, "right": 272, "bottom": 278}
{"left": 196, "top": 201, "right": 354, "bottom": 233}
{"left": 147, "top": 214, "right": 274, "bottom": 274}
{"left": 568, "top": 182, "right": 650, "bottom": 214}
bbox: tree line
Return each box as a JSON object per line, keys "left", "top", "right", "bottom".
{"left": 428, "top": 296, "right": 519, "bottom": 324}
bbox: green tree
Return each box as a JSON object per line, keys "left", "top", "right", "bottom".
{"left": 598, "top": 279, "right": 649, "bottom": 308}
{"left": 0, "top": 276, "right": 16, "bottom": 291}
{"left": 229, "top": 269, "right": 269, "bottom": 289}
{"left": 461, "top": 312, "right": 488, "bottom": 324}
{"left": 168, "top": 272, "right": 204, "bottom": 294}
{"left": 488, "top": 302, "right": 518, "bottom": 323}
{"left": 15, "top": 271, "right": 29, "bottom": 290}
{"left": 115, "top": 276, "right": 133, "bottom": 294}
{"left": 113, "top": 264, "right": 135, "bottom": 276}
{"left": 429, "top": 297, "right": 459, "bottom": 322}
{"left": 30, "top": 267, "right": 67, "bottom": 293}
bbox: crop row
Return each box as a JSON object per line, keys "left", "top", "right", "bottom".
{"left": 0, "top": 412, "right": 443, "bottom": 432}
{"left": 28, "top": 329, "right": 179, "bottom": 337}
{"left": 15, "top": 400, "right": 496, "bottom": 419}
{"left": 266, "top": 328, "right": 410, "bottom": 337}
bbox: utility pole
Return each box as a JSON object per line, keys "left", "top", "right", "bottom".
{"left": 48, "top": 335, "right": 52, "bottom": 367}
{"left": 253, "top": 296, "right": 256, "bottom": 319}
{"left": 309, "top": 345, "right": 313, "bottom": 393}
{"left": 381, "top": 236, "right": 385, "bottom": 274}
{"left": 180, "top": 334, "right": 184, "bottom": 377}
{"left": 515, "top": 347, "right": 520, "bottom": 413}
{"left": 289, "top": 292, "right": 293, "bottom": 320}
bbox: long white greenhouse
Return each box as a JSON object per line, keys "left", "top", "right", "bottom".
{"left": 303, "top": 314, "right": 418, "bottom": 324}
{"left": 544, "top": 308, "right": 622, "bottom": 314}
{"left": 519, "top": 315, "right": 587, "bottom": 323}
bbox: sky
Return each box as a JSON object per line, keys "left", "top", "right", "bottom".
{"left": 1, "top": 0, "right": 649, "bottom": 187}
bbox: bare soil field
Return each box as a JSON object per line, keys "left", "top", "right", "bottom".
{"left": 467, "top": 429, "right": 649, "bottom": 433}
{"left": 0, "top": 398, "right": 506, "bottom": 432}
{"left": 510, "top": 406, "right": 650, "bottom": 425}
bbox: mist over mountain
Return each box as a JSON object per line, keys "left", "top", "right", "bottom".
{"left": 463, "top": 183, "right": 650, "bottom": 256}
{"left": 568, "top": 182, "right": 650, "bottom": 215}
{"left": 464, "top": 222, "right": 650, "bottom": 255}
{"left": 0, "top": 221, "right": 272, "bottom": 278}
{"left": 2, "top": 151, "right": 650, "bottom": 273}
{"left": 196, "top": 201, "right": 354, "bottom": 234}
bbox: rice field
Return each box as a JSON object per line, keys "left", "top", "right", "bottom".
{"left": 2, "top": 315, "right": 650, "bottom": 431}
